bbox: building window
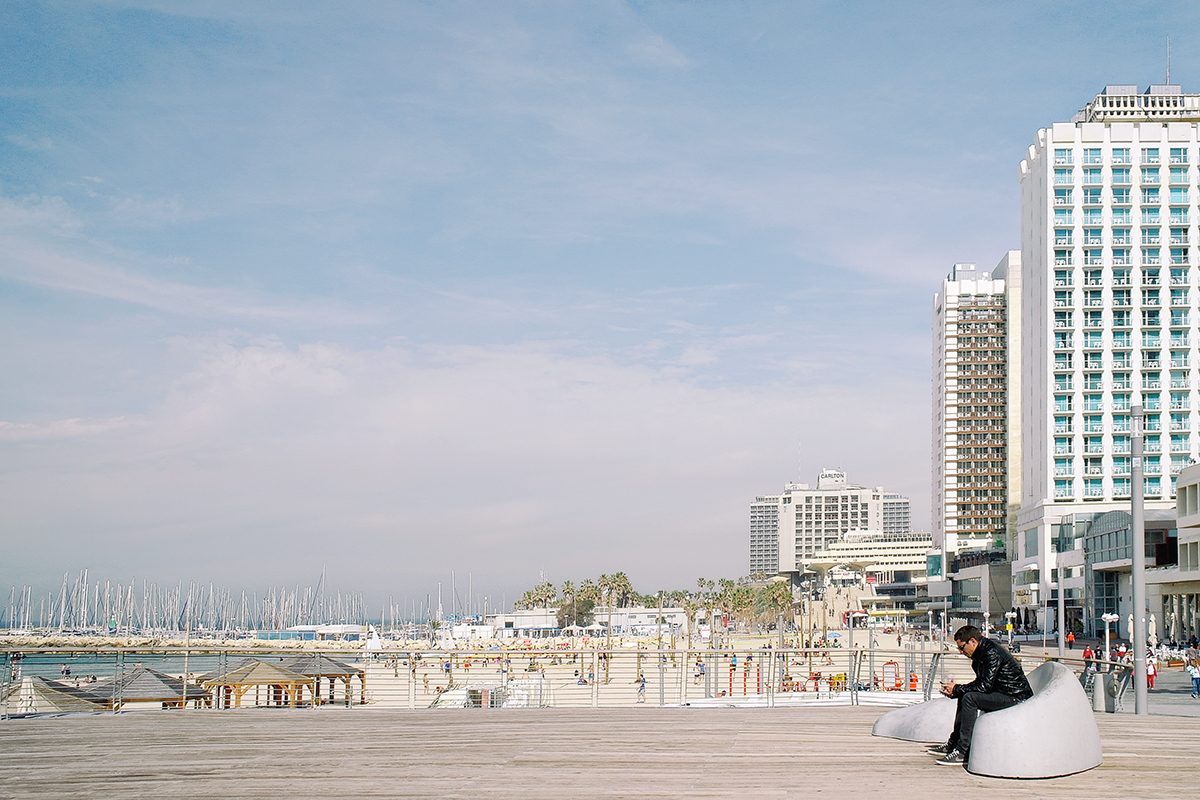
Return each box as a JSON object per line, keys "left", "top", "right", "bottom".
{"left": 1025, "top": 528, "right": 1041, "bottom": 555}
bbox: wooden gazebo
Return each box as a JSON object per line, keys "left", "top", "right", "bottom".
{"left": 278, "top": 654, "right": 366, "bottom": 706}
{"left": 198, "top": 660, "right": 314, "bottom": 708}
{"left": 88, "top": 667, "right": 210, "bottom": 710}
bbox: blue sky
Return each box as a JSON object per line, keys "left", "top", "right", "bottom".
{"left": 3, "top": 1, "right": 1199, "bottom": 609}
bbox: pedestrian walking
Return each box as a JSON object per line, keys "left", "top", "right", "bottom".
{"left": 1146, "top": 658, "right": 1156, "bottom": 690}
{"left": 1067, "top": 632, "right": 1075, "bottom": 650}
{"left": 1186, "top": 660, "right": 1200, "bottom": 698}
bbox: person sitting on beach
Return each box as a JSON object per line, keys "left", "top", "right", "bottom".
{"left": 929, "top": 625, "right": 1033, "bottom": 767}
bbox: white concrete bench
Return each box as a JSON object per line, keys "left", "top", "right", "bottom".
{"left": 872, "top": 661, "right": 1103, "bottom": 778}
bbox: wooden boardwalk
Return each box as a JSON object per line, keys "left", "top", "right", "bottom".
{"left": 1, "top": 707, "right": 1196, "bottom": 798}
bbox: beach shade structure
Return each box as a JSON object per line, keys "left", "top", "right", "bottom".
{"left": 194, "top": 658, "right": 261, "bottom": 684}
{"left": 1, "top": 676, "right": 107, "bottom": 715}
{"left": 197, "top": 660, "right": 315, "bottom": 709}
{"left": 87, "top": 667, "right": 211, "bottom": 710}
{"left": 278, "top": 654, "right": 366, "bottom": 706}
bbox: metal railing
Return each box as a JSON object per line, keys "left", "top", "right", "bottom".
{"left": 1, "top": 643, "right": 987, "bottom": 716}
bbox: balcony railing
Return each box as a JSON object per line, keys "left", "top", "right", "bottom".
{"left": 1144, "top": 236, "right": 1162, "bottom": 245}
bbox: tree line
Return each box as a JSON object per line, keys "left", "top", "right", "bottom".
{"left": 514, "top": 574, "right": 795, "bottom": 633}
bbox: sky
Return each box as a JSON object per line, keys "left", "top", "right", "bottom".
{"left": 3, "top": 0, "right": 1200, "bottom": 613}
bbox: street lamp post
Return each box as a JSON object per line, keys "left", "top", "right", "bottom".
{"left": 1131, "top": 404, "right": 1148, "bottom": 715}
{"left": 1102, "top": 612, "right": 1120, "bottom": 673}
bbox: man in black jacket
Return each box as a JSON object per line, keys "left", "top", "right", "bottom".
{"left": 929, "top": 625, "right": 1033, "bottom": 766}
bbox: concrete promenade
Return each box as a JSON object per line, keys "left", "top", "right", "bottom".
{"left": 2, "top": 705, "right": 1197, "bottom": 798}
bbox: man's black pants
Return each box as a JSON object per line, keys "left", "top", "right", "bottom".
{"left": 948, "top": 691, "right": 1024, "bottom": 754}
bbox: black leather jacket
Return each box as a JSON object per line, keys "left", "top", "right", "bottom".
{"left": 952, "top": 637, "right": 1033, "bottom": 700}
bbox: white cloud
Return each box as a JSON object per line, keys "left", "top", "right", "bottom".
{"left": 6, "top": 134, "right": 54, "bottom": 152}
{"left": 626, "top": 34, "right": 693, "bottom": 68}
{"left": 0, "top": 339, "right": 928, "bottom": 601}
{"left": 0, "top": 234, "right": 375, "bottom": 325}
{"left": 0, "top": 417, "right": 140, "bottom": 441}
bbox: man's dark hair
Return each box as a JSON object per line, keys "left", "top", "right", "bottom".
{"left": 954, "top": 625, "right": 982, "bottom": 644}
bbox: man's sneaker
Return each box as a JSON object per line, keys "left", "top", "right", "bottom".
{"left": 926, "top": 742, "right": 954, "bottom": 755}
{"left": 936, "top": 749, "right": 967, "bottom": 766}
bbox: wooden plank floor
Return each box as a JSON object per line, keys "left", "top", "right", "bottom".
{"left": 1, "top": 708, "right": 1197, "bottom": 798}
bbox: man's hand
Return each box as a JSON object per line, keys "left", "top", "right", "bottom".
{"left": 940, "top": 679, "right": 957, "bottom": 698}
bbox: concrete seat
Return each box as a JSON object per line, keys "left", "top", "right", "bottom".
{"left": 966, "top": 661, "right": 1102, "bottom": 778}
{"left": 870, "top": 695, "right": 956, "bottom": 742}
{"left": 873, "top": 661, "right": 1103, "bottom": 779}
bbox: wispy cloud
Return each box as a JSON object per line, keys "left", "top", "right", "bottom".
{"left": 0, "top": 234, "right": 376, "bottom": 325}
{"left": 0, "top": 416, "right": 139, "bottom": 441}
{"left": 6, "top": 134, "right": 54, "bottom": 152}
{"left": 626, "top": 34, "right": 693, "bottom": 68}
{"left": 0, "top": 339, "right": 929, "bottom": 597}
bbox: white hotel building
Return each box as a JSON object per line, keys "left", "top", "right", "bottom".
{"left": 1014, "top": 85, "right": 1200, "bottom": 626}
{"left": 748, "top": 469, "right": 909, "bottom": 578}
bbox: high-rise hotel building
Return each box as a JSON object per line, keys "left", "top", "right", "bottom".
{"left": 1014, "top": 85, "right": 1200, "bottom": 624}
{"left": 932, "top": 257, "right": 1022, "bottom": 560}
{"left": 748, "top": 469, "right": 909, "bottom": 578}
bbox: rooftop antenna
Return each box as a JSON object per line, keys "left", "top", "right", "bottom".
{"left": 1167, "top": 36, "right": 1171, "bottom": 85}
{"left": 797, "top": 440, "right": 803, "bottom": 484}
